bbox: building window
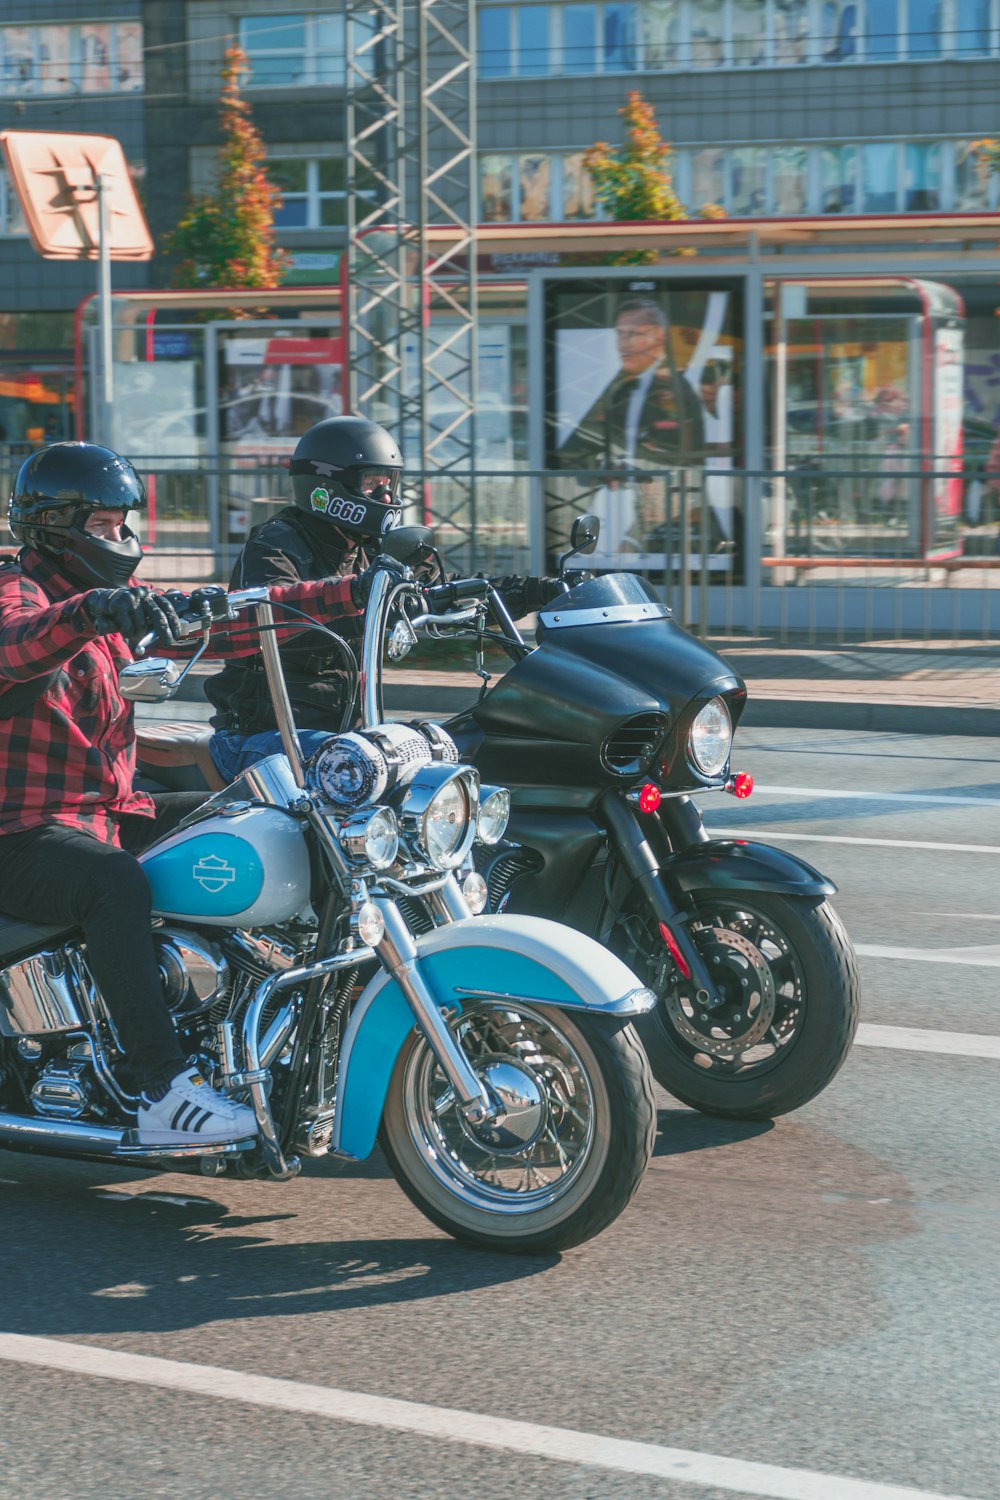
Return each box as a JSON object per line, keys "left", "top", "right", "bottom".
{"left": 0, "top": 21, "right": 144, "bottom": 95}
{"left": 732, "top": 0, "right": 768, "bottom": 64}
{"left": 774, "top": 0, "right": 809, "bottom": 62}
{"left": 603, "top": 3, "right": 640, "bottom": 65}
{"left": 691, "top": 146, "right": 727, "bottom": 206}
{"left": 516, "top": 6, "right": 553, "bottom": 74}
{"left": 269, "top": 157, "right": 346, "bottom": 230}
{"left": 563, "top": 152, "right": 598, "bottom": 217}
{"left": 643, "top": 0, "right": 682, "bottom": 63}
{"left": 520, "top": 154, "right": 552, "bottom": 217}
{"left": 477, "top": 0, "right": 1000, "bottom": 74}
{"left": 953, "top": 0, "right": 990, "bottom": 54}
{"left": 479, "top": 7, "right": 514, "bottom": 74}
{"left": 904, "top": 142, "right": 941, "bottom": 208}
{"left": 954, "top": 140, "right": 992, "bottom": 208}
{"left": 863, "top": 0, "right": 900, "bottom": 58}
{"left": 772, "top": 146, "right": 808, "bottom": 211}
{"left": 862, "top": 142, "right": 898, "bottom": 210}
{"left": 239, "top": 14, "right": 344, "bottom": 88}
{"left": 480, "top": 154, "right": 515, "bottom": 220}
{"left": 906, "top": 0, "right": 941, "bottom": 54}
{"left": 731, "top": 147, "right": 768, "bottom": 212}
{"left": 820, "top": 145, "right": 859, "bottom": 211}
{"left": 0, "top": 168, "right": 27, "bottom": 237}
{"left": 481, "top": 140, "right": 992, "bottom": 224}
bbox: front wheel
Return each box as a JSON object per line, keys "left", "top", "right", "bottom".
{"left": 635, "top": 893, "right": 860, "bottom": 1120}
{"left": 379, "top": 1001, "right": 655, "bottom": 1253}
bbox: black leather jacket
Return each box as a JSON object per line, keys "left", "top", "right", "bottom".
{"left": 206, "top": 504, "right": 557, "bottom": 738}
{"left": 206, "top": 506, "right": 368, "bottom": 736}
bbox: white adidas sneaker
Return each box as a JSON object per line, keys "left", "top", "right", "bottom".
{"left": 136, "top": 1065, "right": 257, "bottom": 1146}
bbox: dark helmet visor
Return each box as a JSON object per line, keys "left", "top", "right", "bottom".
{"left": 351, "top": 467, "right": 401, "bottom": 501}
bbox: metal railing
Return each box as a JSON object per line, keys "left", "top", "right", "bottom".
{"left": 2, "top": 447, "right": 999, "bottom": 641}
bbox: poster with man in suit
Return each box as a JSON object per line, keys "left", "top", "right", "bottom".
{"left": 548, "top": 280, "right": 741, "bottom": 572}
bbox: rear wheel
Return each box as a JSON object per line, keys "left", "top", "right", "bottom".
{"left": 636, "top": 893, "right": 859, "bottom": 1120}
{"left": 379, "top": 1000, "right": 655, "bottom": 1253}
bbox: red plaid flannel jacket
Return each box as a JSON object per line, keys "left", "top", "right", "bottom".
{"left": 0, "top": 550, "right": 358, "bottom": 844}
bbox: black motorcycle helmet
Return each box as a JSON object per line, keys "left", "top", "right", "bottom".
{"left": 8, "top": 442, "right": 145, "bottom": 588}
{"left": 289, "top": 416, "right": 403, "bottom": 543}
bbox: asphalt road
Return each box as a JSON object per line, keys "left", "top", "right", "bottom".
{"left": 1, "top": 727, "right": 998, "bottom": 1500}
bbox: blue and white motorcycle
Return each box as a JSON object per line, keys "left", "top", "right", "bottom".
{"left": 0, "top": 561, "right": 656, "bottom": 1253}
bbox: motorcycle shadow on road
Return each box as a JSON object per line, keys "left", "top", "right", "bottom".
{"left": 653, "top": 1107, "right": 773, "bottom": 1157}
{"left": 0, "top": 1152, "right": 556, "bottom": 1339}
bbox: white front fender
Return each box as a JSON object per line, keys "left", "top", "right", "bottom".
{"left": 331, "top": 913, "right": 654, "bottom": 1160}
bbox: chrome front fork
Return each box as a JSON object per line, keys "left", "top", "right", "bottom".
{"left": 373, "top": 897, "right": 494, "bottom": 1124}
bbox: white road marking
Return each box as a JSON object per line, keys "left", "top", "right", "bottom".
{"left": 752, "top": 784, "right": 1000, "bottom": 809}
{"left": 0, "top": 1333, "right": 978, "bottom": 1500}
{"left": 855, "top": 1023, "right": 1000, "bottom": 1060}
{"left": 857, "top": 942, "right": 1000, "bottom": 969}
{"left": 708, "top": 828, "right": 1000, "bottom": 854}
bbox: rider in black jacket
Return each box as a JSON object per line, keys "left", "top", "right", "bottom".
{"left": 207, "top": 416, "right": 555, "bottom": 781}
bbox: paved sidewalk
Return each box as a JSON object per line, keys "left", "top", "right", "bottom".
{"left": 154, "top": 636, "right": 1000, "bottom": 735}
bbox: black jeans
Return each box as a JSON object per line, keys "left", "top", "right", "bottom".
{"left": 0, "top": 793, "right": 206, "bottom": 1091}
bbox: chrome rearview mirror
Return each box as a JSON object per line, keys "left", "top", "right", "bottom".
{"left": 570, "top": 513, "right": 601, "bottom": 555}
{"left": 119, "top": 657, "right": 184, "bottom": 703}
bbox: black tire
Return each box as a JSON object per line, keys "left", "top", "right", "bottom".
{"left": 379, "top": 1004, "right": 655, "bottom": 1254}
{"left": 636, "top": 894, "right": 860, "bottom": 1120}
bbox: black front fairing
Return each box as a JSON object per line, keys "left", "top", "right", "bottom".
{"left": 453, "top": 573, "right": 745, "bottom": 792}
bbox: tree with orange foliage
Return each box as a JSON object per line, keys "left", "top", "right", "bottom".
{"left": 583, "top": 91, "right": 722, "bottom": 263}
{"left": 165, "top": 46, "right": 289, "bottom": 291}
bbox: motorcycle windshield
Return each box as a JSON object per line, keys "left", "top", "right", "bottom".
{"left": 552, "top": 572, "right": 663, "bottom": 614}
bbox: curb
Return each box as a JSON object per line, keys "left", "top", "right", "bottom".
{"left": 741, "top": 698, "right": 1000, "bottom": 737}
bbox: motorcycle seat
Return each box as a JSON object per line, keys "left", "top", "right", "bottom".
{"left": 135, "top": 722, "right": 227, "bottom": 794}
{"left": 0, "top": 914, "right": 76, "bottom": 964}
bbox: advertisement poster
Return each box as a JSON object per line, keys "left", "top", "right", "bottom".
{"left": 108, "top": 362, "right": 198, "bottom": 460}
{"left": 546, "top": 277, "right": 742, "bottom": 572}
{"left": 221, "top": 335, "right": 343, "bottom": 454}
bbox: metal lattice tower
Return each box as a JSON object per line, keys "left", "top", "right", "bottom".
{"left": 345, "top": 0, "right": 478, "bottom": 557}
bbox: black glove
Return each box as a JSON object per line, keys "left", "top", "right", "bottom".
{"left": 84, "top": 586, "right": 183, "bottom": 648}
{"left": 495, "top": 575, "right": 569, "bottom": 619}
{"left": 351, "top": 556, "right": 408, "bottom": 611}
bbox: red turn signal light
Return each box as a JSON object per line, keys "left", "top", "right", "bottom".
{"left": 725, "top": 772, "right": 754, "bottom": 799}
{"left": 639, "top": 783, "right": 661, "bottom": 814}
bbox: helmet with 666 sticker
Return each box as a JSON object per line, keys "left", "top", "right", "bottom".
{"left": 289, "top": 416, "right": 403, "bottom": 542}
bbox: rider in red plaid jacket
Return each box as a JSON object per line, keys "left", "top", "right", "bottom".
{"left": 0, "top": 441, "right": 377, "bottom": 1147}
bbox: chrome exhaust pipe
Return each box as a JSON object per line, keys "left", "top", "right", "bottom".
{"left": 0, "top": 1110, "right": 255, "bottom": 1164}
{"left": 0, "top": 1110, "right": 124, "bottom": 1157}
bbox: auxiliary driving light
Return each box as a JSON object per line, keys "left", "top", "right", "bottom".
{"left": 462, "top": 870, "right": 489, "bottom": 914}
{"left": 356, "top": 901, "right": 385, "bottom": 947}
{"left": 337, "top": 806, "right": 399, "bottom": 868}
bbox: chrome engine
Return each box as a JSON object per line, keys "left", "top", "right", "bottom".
{"left": 0, "top": 925, "right": 311, "bottom": 1125}
{"left": 153, "top": 928, "right": 230, "bottom": 1017}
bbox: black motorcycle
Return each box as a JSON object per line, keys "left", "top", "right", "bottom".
{"left": 136, "top": 517, "right": 859, "bottom": 1122}
{"left": 422, "top": 516, "right": 860, "bottom": 1121}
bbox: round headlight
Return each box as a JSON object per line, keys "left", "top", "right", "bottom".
{"left": 688, "top": 697, "right": 733, "bottom": 777}
{"left": 477, "top": 786, "right": 511, "bottom": 846}
{"left": 337, "top": 807, "right": 399, "bottom": 869}
{"left": 424, "top": 777, "right": 470, "bottom": 869}
{"left": 398, "top": 765, "right": 480, "bottom": 871}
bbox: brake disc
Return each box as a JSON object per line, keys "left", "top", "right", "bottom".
{"left": 661, "top": 926, "right": 776, "bottom": 1060}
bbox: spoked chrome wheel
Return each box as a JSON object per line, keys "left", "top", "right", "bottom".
{"left": 404, "top": 1003, "right": 596, "bottom": 1210}
{"left": 379, "top": 1001, "right": 655, "bottom": 1253}
{"left": 637, "top": 893, "right": 860, "bottom": 1120}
